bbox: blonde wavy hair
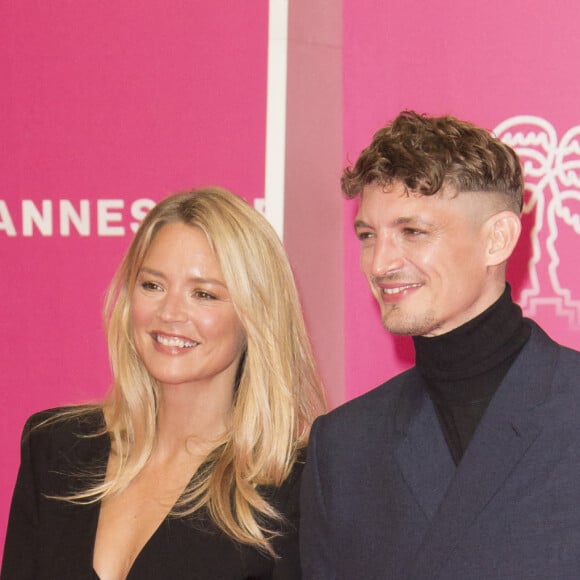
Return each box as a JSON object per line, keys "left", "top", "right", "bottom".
{"left": 55, "top": 187, "right": 325, "bottom": 555}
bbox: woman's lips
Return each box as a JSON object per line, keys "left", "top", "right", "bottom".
{"left": 151, "top": 332, "right": 198, "bottom": 349}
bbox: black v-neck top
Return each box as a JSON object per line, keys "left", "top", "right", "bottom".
{"left": 1, "top": 409, "right": 303, "bottom": 579}
{"left": 413, "top": 285, "right": 531, "bottom": 464}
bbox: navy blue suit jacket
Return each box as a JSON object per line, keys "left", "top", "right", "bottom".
{"left": 300, "top": 322, "right": 580, "bottom": 579}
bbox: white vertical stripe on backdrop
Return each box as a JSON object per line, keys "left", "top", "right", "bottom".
{"left": 263, "top": 0, "right": 288, "bottom": 239}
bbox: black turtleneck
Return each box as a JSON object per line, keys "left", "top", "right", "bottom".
{"left": 413, "top": 285, "right": 531, "bottom": 465}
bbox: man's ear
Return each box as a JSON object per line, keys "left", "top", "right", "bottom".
{"left": 485, "top": 211, "right": 521, "bottom": 266}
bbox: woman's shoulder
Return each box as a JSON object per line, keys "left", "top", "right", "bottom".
{"left": 285, "top": 446, "right": 307, "bottom": 486}
{"left": 23, "top": 405, "right": 105, "bottom": 452}
{"left": 260, "top": 447, "right": 306, "bottom": 513}
{"left": 21, "top": 405, "right": 108, "bottom": 495}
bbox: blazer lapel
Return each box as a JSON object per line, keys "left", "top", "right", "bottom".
{"left": 54, "top": 501, "right": 101, "bottom": 578}
{"left": 394, "top": 372, "right": 456, "bottom": 520}
{"left": 407, "top": 323, "right": 559, "bottom": 580}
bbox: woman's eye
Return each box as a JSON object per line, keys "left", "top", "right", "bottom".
{"left": 194, "top": 290, "right": 216, "bottom": 300}
{"left": 141, "top": 281, "right": 161, "bottom": 291}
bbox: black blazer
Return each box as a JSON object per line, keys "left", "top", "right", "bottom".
{"left": 2, "top": 409, "right": 303, "bottom": 579}
{"left": 301, "top": 321, "right": 580, "bottom": 579}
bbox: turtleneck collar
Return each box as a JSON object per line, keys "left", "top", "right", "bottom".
{"left": 413, "top": 284, "right": 531, "bottom": 387}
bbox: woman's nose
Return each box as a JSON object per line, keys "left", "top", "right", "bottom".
{"left": 158, "top": 292, "right": 188, "bottom": 322}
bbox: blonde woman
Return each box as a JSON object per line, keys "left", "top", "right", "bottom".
{"left": 2, "top": 187, "right": 325, "bottom": 579}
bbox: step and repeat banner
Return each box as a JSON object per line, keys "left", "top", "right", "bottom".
{"left": 0, "top": 0, "right": 269, "bottom": 548}
{"left": 342, "top": 0, "right": 580, "bottom": 400}
{"left": 3, "top": 0, "right": 580, "bottom": 557}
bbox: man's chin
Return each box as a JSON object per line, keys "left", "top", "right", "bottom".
{"left": 381, "top": 316, "right": 412, "bottom": 336}
{"left": 381, "top": 313, "right": 435, "bottom": 337}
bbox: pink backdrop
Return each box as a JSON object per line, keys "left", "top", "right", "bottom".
{"left": 3, "top": 0, "right": 580, "bottom": 563}
{"left": 0, "top": 0, "right": 268, "bottom": 551}
{"left": 343, "top": 0, "right": 580, "bottom": 400}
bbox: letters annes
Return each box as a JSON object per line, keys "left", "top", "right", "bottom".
{"left": 0, "top": 198, "right": 156, "bottom": 237}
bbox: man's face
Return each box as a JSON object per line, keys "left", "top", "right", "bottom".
{"left": 354, "top": 181, "right": 499, "bottom": 337}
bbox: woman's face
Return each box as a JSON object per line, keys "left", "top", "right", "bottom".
{"left": 131, "top": 222, "right": 245, "bottom": 396}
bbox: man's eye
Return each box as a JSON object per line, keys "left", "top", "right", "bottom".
{"left": 356, "top": 231, "right": 374, "bottom": 241}
{"left": 403, "top": 228, "right": 424, "bottom": 236}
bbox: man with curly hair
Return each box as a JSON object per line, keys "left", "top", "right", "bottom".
{"left": 301, "top": 111, "right": 580, "bottom": 579}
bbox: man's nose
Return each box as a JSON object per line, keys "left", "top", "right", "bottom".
{"left": 369, "top": 235, "right": 404, "bottom": 278}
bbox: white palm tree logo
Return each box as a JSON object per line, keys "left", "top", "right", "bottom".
{"left": 494, "top": 116, "right": 580, "bottom": 329}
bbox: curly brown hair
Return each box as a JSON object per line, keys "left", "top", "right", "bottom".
{"left": 341, "top": 110, "right": 524, "bottom": 212}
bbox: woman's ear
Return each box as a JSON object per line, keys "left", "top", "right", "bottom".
{"left": 485, "top": 211, "right": 522, "bottom": 266}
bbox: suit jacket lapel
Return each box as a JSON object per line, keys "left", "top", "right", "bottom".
{"left": 394, "top": 372, "right": 456, "bottom": 520}
{"left": 407, "top": 323, "right": 559, "bottom": 580}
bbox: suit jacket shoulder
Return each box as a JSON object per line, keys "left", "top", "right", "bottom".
{"left": 23, "top": 406, "right": 109, "bottom": 497}
{"left": 312, "top": 365, "right": 423, "bottom": 456}
{"left": 2, "top": 407, "right": 108, "bottom": 580}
